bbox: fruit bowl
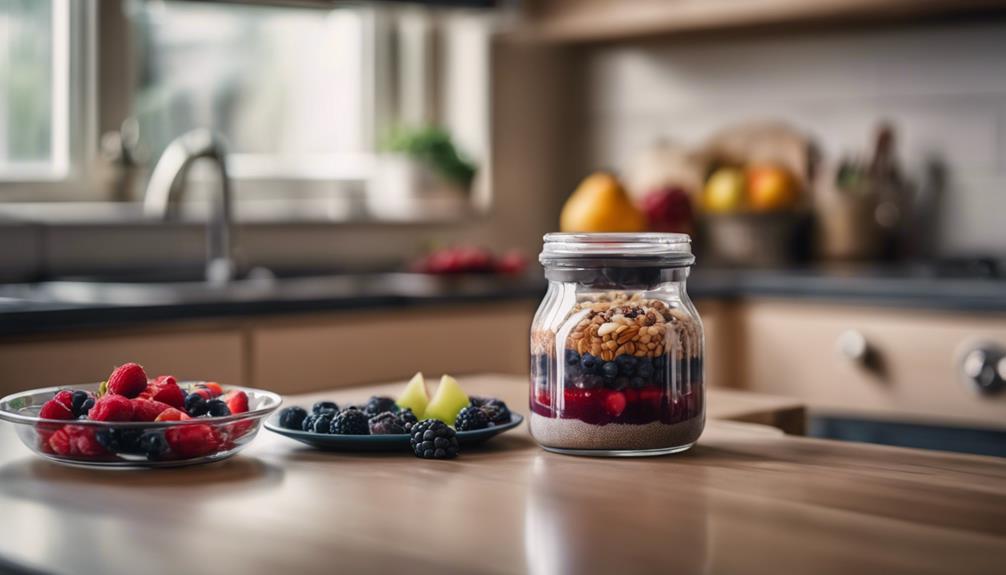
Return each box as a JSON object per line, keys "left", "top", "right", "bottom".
{"left": 0, "top": 383, "right": 281, "bottom": 468}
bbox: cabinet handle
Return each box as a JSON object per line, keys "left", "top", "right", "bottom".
{"left": 836, "top": 329, "right": 870, "bottom": 363}
{"left": 960, "top": 344, "right": 1006, "bottom": 396}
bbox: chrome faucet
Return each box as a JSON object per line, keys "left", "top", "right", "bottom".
{"left": 143, "top": 129, "right": 236, "bottom": 285}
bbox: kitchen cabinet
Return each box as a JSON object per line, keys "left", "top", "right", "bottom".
{"left": 250, "top": 301, "right": 536, "bottom": 394}
{"left": 732, "top": 299, "right": 1006, "bottom": 427}
{"left": 0, "top": 325, "right": 245, "bottom": 397}
{"left": 522, "top": 0, "right": 1006, "bottom": 43}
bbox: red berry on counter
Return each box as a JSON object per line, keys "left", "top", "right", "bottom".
{"left": 223, "top": 390, "right": 249, "bottom": 414}
{"left": 129, "top": 398, "right": 173, "bottom": 422}
{"left": 89, "top": 394, "right": 134, "bottom": 422}
{"left": 154, "top": 407, "right": 191, "bottom": 422}
{"left": 39, "top": 399, "right": 74, "bottom": 420}
{"left": 106, "top": 363, "right": 148, "bottom": 398}
{"left": 165, "top": 424, "right": 220, "bottom": 459}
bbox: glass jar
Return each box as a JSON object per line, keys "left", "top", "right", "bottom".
{"left": 529, "top": 233, "right": 704, "bottom": 456}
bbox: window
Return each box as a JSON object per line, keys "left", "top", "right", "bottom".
{"left": 1, "top": 0, "right": 64, "bottom": 178}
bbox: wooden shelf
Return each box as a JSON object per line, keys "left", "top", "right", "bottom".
{"left": 520, "top": 0, "right": 1006, "bottom": 43}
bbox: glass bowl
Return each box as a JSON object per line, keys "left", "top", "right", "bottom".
{"left": 0, "top": 382, "right": 282, "bottom": 468}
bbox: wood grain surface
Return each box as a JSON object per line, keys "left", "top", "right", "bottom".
{"left": 0, "top": 375, "right": 1002, "bottom": 575}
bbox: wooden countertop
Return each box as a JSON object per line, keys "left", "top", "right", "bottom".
{"left": 0, "top": 375, "right": 1003, "bottom": 575}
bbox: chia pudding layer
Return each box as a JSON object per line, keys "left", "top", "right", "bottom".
{"left": 530, "top": 412, "right": 703, "bottom": 452}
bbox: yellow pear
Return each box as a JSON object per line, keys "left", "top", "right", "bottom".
{"left": 560, "top": 172, "right": 647, "bottom": 233}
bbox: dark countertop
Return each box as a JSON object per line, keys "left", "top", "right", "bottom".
{"left": 1, "top": 266, "right": 1004, "bottom": 337}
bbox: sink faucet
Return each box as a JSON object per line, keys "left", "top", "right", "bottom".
{"left": 143, "top": 129, "right": 235, "bottom": 285}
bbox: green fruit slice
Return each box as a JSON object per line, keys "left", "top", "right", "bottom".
{"left": 423, "top": 375, "right": 470, "bottom": 425}
{"left": 396, "top": 372, "right": 429, "bottom": 418}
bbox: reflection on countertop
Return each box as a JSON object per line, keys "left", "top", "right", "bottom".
{"left": 1, "top": 263, "right": 1005, "bottom": 336}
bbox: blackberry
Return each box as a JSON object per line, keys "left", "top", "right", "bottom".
{"left": 480, "top": 399, "right": 511, "bottom": 425}
{"left": 185, "top": 393, "right": 209, "bottom": 416}
{"left": 368, "top": 412, "right": 406, "bottom": 435}
{"left": 301, "top": 413, "right": 316, "bottom": 431}
{"left": 454, "top": 406, "right": 489, "bottom": 432}
{"left": 397, "top": 408, "right": 419, "bottom": 430}
{"left": 410, "top": 420, "right": 459, "bottom": 459}
{"left": 311, "top": 414, "right": 335, "bottom": 434}
{"left": 363, "top": 396, "right": 398, "bottom": 417}
{"left": 279, "top": 406, "right": 308, "bottom": 430}
{"left": 312, "top": 401, "right": 339, "bottom": 417}
{"left": 468, "top": 396, "right": 489, "bottom": 408}
{"left": 206, "top": 399, "right": 231, "bottom": 417}
{"left": 330, "top": 409, "right": 369, "bottom": 435}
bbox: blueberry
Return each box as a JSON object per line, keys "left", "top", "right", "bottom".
{"left": 185, "top": 393, "right": 208, "bottom": 416}
{"left": 565, "top": 362, "right": 582, "bottom": 378}
{"left": 69, "top": 390, "right": 91, "bottom": 417}
{"left": 615, "top": 355, "right": 637, "bottom": 376}
{"left": 78, "top": 397, "right": 95, "bottom": 419}
{"left": 311, "top": 414, "right": 334, "bottom": 434}
{"left": 637, "top": 359, "right": 655, "bottom": 379}
{"left": 565, "top": 349, "right": 580, "bottom": 366}
{"left": 139, "top": 432, "right": 169, "bottom": 459}
{"left": 601, "top": 361, "right": 619, "bottom": 379}
{"left": 580, "top": 353, "right": 598, "bottom": 373}
{"left": 95, "top": 428, "right": 144, "bottom": 453}
{"left": 578, "top": 375, "right": 603, "bottom": 390}
{"left": 312, "top": 401, "right": 339, "bottom": 416}
{"left": 609, "top": 377, "right": 630, "bottom": 391}
{"left": 279, "top": 406, "right": 308, "bottom": 430}
{"left": 206, "top": 399, "right": 231, "bottom": 417}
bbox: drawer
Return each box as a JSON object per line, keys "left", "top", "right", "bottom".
{"left": 250, "top": 302, "right": 536, "bottom": 394}
{"left": 0, "top": 328, "right": 245, "bottom": 397}
{"left": 737, "top": 300, "right": 1006, "bottom": 428}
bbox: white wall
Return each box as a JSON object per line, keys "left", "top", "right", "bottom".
{"left": 581, "top": 21, "right": 1006, "bottom": 256}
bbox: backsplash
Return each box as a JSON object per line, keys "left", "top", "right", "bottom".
{"left": 580, "top": 21, "right": 1006, "bottom": 256}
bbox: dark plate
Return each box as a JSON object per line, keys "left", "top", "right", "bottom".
{"left": 264, "top": 413, "right": 523, "bottom": 452}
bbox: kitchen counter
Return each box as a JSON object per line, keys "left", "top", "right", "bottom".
{"left": 0, "top": 375, "right": 1002, "bottom": 575}
{"left": 1, "top": 266, "right": 1005, "bottom": 337}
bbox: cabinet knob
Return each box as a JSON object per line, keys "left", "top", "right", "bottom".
{"left": 836, "top": 330, "right": 870, "bottom": 363}
{"left": 960, "top": 344, "right": 1006, "bottom": 396}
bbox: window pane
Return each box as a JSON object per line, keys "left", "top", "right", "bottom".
{"left": 130, "top": 1, "right": 367, "bottom": 166}
{"left": 0, "top": 0, "right": 55, "bottom": 168}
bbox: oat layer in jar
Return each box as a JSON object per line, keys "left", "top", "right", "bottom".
{"left": 529, "top": 233, "right": 704, "bottom": 456}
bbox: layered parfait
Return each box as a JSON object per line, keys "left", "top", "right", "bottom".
{"left": 529, "top": 291, "right": 704, "bottom": 454}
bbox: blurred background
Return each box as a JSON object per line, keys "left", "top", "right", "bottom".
{"left": 0, "top": 0, "right": 1004, "bottom": 455}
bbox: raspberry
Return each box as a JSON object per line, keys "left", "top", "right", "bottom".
{"left": 223, "top": 390, "right": 249, "bottom": 414}
{"left": 106, "top": 363, "right": 148, "bottom": 398}
{"left": 165, "top": 424, "right": 220, "bottom": 459}
{"left": 89, "top": 394, "right": 134, "bottom": 422}
{"left": 130, "top": 398, "right": 173, "bottom": 421}
{"left": 48, "top": 426, "right": 106, "bottom": 457}
{"left": 52, "top": 390, "right": 74, "bottom": 410}
{"left": 200, "top": 382, "right": 224, "bottom": 397}
{"left": 39, "top": 399, "right": 74, "bottom": 420}
{"left": 48, "top": 428, "right": 73, "bottom": 456}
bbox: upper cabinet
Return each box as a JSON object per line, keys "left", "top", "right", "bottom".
{"left": 520, "top": 0, "right": 1006, "bottom": 43}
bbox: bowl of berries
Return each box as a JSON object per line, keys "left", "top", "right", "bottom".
{"left": 0, "top": 363, "right": 282, "bottom": 468}
{"left": 266, "top": 373, "right": 521, "bottom": 459}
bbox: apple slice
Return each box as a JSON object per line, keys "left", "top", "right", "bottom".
{"left": 424, "top": 375, "right": 470, "bottom": 425}
{"left": 396, "top": 372, "right": 430, "bottom": 418}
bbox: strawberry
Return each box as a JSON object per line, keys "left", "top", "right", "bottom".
{"left": 106, "top": 363, "right": 148, "bottom": 398}
{"left": 150, "top": 380, "right": 186, "bottom": 409}
{"left": 39, "top": 399, "right": 74, "bottom": 420}
{"left": 154, "top": 407, "right": 191, "bottom": 422}
{"left": 222, "top": 390, "right": 249, "bottom": 414}
{"left": 129, "top": 398, "right": 173, "bottom": 422}
{"left": 201, "top": 382, "right": 224, "bottom": 397}
{"left": 88, "top": 394, "right": 134, "bottom": 422}
{"left": 165, "top": 424, "right": 220, "bottom": 458}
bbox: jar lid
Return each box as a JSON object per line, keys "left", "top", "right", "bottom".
{"left": 539, "top": 233, "right": 694, "bottom": 268}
